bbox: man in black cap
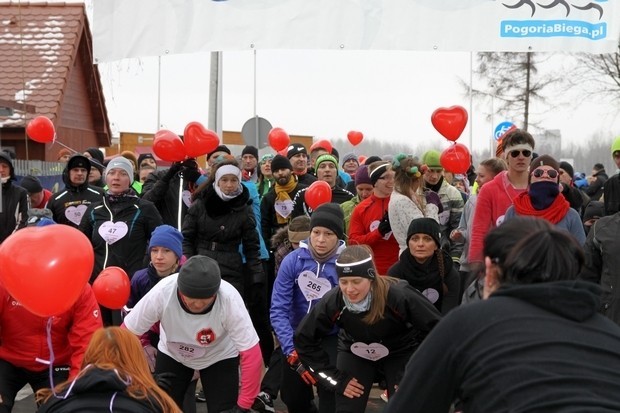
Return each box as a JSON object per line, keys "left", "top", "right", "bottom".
{"left": 0, "top": 152, "right": 28, "bottom": 243}
{"left": 241, "top": 145, "right": 259, "bottom": 183}
{"left": 47, "top": 154, "right": 105, "bottom": 228}
{"left": 260, "top": 155, "right": 308, "bottom": 252}
{"left": 287, "top": 143, "right": 316, "bottom": 186}
{"left": 206, "top": 145, "right": 232, "bottom": 174}
{"left": 19, "top": 175, "right": 52, "bottom": 209}
{"left": 559, "top": 160, "right": 590, "bottom": 216}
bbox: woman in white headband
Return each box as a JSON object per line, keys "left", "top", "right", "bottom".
{"left": 294, "top": 245, "right": 441, "bottom": 413}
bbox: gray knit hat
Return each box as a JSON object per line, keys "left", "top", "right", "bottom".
{"left": 177, "top": 256, "right": 221, "bottom": 298}
{"left": 106, "top": 156, "right": 134, "bottom": 183}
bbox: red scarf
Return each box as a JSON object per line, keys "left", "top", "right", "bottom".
{"left": 512, "top": 192, "right": 570, "bottom": 224}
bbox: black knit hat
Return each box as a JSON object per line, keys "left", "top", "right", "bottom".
{"left": 310, "top": 203, "right": 345, "bottom": 240}
{"left": 177, "top": 256, "right": 221, "bottom": 298}
{"left": 241, "top": 145, "right": 259, "bottom": 160}
{"left": 20, "top": 175, "right": 43, "bottom": 193}
{"left": 407, "top": 218, "right": 441, "bottom": 247}
{"left": 138, "top": 153, "right": 156, "bottom": 167}
{"left": 559, "top": 161, "right": 574, "bottom": 181}
{"left": 271, "top": 154, "right": 293, "bottom": 172}
{"left": 67, "top": 154, "right": 91, "bottom": 173}
{"left": 364, "top": 156, "right": 382, "bottom": 166}
{"left": 207, "top": 145, "right": 231, "bottom": 161}
{"left": 84, "top": 147, "right": 104, "bottom": 164}
{"left": 287, "top": 143, "right": 307, "bottom": 159}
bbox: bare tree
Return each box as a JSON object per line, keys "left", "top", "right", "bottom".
{"left": 569, "top": 45, "right": 620, "bottom": 104}
{"left": 459, "top": 52, "right": 562, "bottom": 131}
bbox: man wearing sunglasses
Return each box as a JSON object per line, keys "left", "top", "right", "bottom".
{"left": 503, "top": 154, "right": 586, "bottom": 245}
{"left": 468, "top": 129, "right": 535, "bottom": 266}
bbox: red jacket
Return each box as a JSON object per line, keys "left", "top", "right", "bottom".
{"left": 0, "top": 283, "right": 102, "bottom": 377}
{"left": 348, "top": 193, "right": 399, "bottom": 274}
{"left": 468, "top": 171, "right": 526, "bottom": 263}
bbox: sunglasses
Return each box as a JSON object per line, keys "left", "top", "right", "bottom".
{"left": 531, "top": 168, "right": 558, "bottom": 178}
{"left": 509, "top": 149, "right": 532, "bottom": 158}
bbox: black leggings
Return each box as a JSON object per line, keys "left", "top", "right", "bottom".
{"left": 335, "top": 351, "right": 412, "bottom": 413}
{"left": 155, "top": 352, "right": 238, "bottom": 413}
{"left": 0, "top": 359, "right": 69, "bottom": 413}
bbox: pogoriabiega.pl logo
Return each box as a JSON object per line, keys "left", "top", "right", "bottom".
{"left": 500, "top": 0, "right": 607, "bottom": 40}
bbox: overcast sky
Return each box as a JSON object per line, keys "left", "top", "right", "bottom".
{"left": 98, "top": 49, "right": 620, "bottom": 154}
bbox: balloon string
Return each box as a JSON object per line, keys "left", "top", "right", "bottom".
{"left": 51, "top": 135, "right": 79, "bottom": 154}
{"left": 45, "top": 317, "right": 58, "bottom": 396}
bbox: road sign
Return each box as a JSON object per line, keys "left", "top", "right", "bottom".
{"left": 494, "top": 121, "right": 515, "bottom": 141}
{"left": 241, "top": 117, "right": 273, "bottom": 148}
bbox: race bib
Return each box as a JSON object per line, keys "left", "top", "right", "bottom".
{"left": 182, "top": 190, "right": 193, "bottom": 208}
{"left": 298, "top": 271, "right": 332, "bottom": 301}
{"left": 422, "top": 288, "right": 440, "bottom": 304}
{"left": 369, "top": 220, "right": 392, "bottom": 240}
{"left": 168, "top": 341, "right": 207, "bottom": 360}
{"left": 65, "top": 204, "right": 88, "bottom": 225}
{"left": 351, "top": 342, "right": 389, "bottom": 361}
{"left": 275, "top": 200, "right": 294, "bottom": 218}
{"left": 98, "top": 221, "right": 128, "bottom": 244}
{"left": 438, "top": 210, "right": 450, "bottom": 226}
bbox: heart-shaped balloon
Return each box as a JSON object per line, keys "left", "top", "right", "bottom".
{"left": 0, "top": 226, "right": 93, "bottom": 317}
{"left": 26, "top": 116, "right": 56, "bottom": 143}
{"left": 431, "top": 106, "right": 468, "bottom": 142}
{"left": 92, "top": 266, "right": 130, "bottom": 310}
{"left": 153, "top": 129, "right": 186, "bottom": 162}
{"left": 347, "top": 131, "right": 364, "bottom": 146}
{"left": 268, "top": 127, "right": 290, "bottom": 152}
{"left": 305, "top": 181, "right": 332, "bottom": 211}
{"left": 358, "top": 155, "right": 368, "bottom": 165}
{"left": 440, "top": 143, "right": 471, "bottom": 174}
{"left": 184, "top": 122, "right": 220, "bottom": 158}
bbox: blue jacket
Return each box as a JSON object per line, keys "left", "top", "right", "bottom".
{"left": 241, "top": 181, "right": 269, "bottom": 261}
{"left": 270, "top": 239, "right": 345, "bottom": 356}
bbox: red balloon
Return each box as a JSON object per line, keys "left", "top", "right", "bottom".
{"left": 305, "top": 181, "right": 332, "bottom": 211}
{"left": 347, "top": 131, "right": 364, "bottom": 146}
{"left": 310, "top": 139, "right": 333, "bottom": 154}
{"left": 268, "top": 127, "right": 290, "bottom": 152}
{"left": 0, "top": 226, "right": 93, "bottom": 317}
{"left": 92, "top": 267, "right": 130, "bottom": 310}
{"left": 440, "top": 143, "right": 471, "bottom": 174}
{"left": 153, "top": 129, "right": 186, "bottom": 162}
{"left": 431, "top": 106, "right": 468, "bottom": 142}
{"left": 184, "top": 122, "right": 220, "bottom": 158}
{"left": 26, "top": 116, "right": 55, "bottom": 143}
{"left": 358, "top": 155, "right": 368, "bottom": 165}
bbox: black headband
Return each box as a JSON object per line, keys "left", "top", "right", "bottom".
{"left": 369, "top": 163, "right": 390, "bottom": 186}
{"left": 336, "top": 257, "right": 376, "bottom": 279}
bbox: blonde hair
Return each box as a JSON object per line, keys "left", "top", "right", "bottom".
{"left": 337, "top": 245, "right": 399, "bottom": 324}
{"left": 36, "top": 327, "right": 180, "bottom": 412}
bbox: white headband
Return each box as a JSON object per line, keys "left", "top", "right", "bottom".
{"left": 503, "top": 143, "right": 533, "bottom": 159}
{"left": 215, "top": 165, "right": 241, "bottom": 182}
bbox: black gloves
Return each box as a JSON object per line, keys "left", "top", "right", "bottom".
{"left": 153, "top": 372, "right": 176, "bottom": 393}
{"left": 180, "top": 159, "right": 203, "bottom": 183}
{"left": 163, "top": 162, "right": 183, "bottom": 181}
{"left": 378, "top": 211, "right": 391, "bottom": 236}
{"left": 287, "top": 351, "right": 318, "bottom": 385}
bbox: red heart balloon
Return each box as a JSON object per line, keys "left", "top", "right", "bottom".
{"left": 26, "top": 116, "right": 55, "bottom": 143}
{"left": 358, "top": 155, "right": 368, "bottom": 165}
{"left": 184, "top": 122, "right": 220, "bottom": 158}
{"left": 0, "top": 226, "right": 93, "bottom": 317}
{"left": 347, "top": 131, "right": 364, "bottom": 146}
{"left": 153, "top": 129, "right": 186, "bottom": 162}
{"left": 268, "top": 127, "right": 291, "bottom": 152}
{"left": 305, "top": 181, "right": 332, "bottom": 211}
{"left": 92, "top": 266, "right": 130, "bottom": 310}
{"left": 431, "top": 106, "right": 468, "bottom": 142}
{"left": 440, "top": 143, "right": 471, "bottom": 174}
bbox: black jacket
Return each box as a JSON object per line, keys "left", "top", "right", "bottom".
{"left": 182, "top": 184, "right": 264, "bottom": 293}
{"left": 387, "top": 249, "right": 460, "bottom": 314}
{"left": 0, "top": 181, "right": 28, "bottom": 243}
{"left": 585, "top": 170, "right": 608, "bottom": 201}
{"left": 294, "top": 280, "right": 441, "bottom": 392}
{"left": 260, "top": 182, "right": 306, "bottom": 249}
{"left": 386, "top": 281, "right": 620, "bottom": 413}
{"left": 79, "top": 193, "right": 163, "bottom": 283}
{"left": 141, "top": 169, "right": 191, "bottom": 229}
{"left": 47, "top": 169, "right": 104, "bottom": 228}
{"left": 37, "top": 367, "right": 165, "bottom": 413}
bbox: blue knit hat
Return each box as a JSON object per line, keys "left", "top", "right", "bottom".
{"left": 149, "top": 225, "right": 183, "bottom": 259}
